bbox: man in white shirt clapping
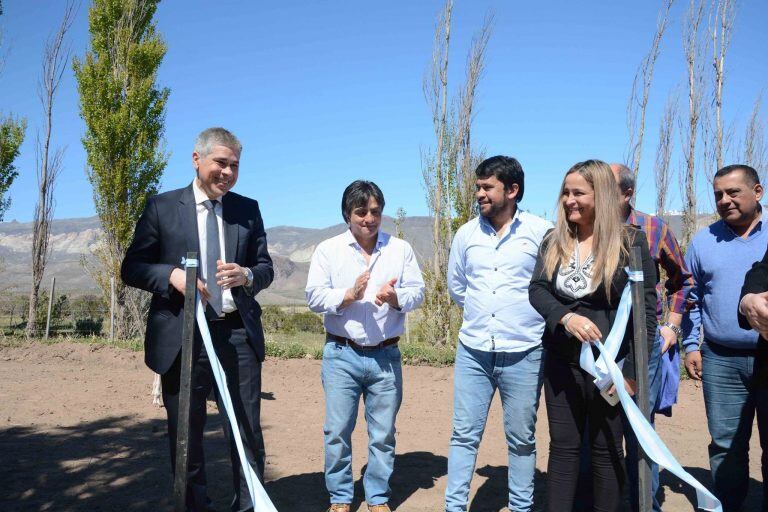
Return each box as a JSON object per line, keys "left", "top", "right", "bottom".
{"left": 306, "top": 180, "right": 425, "bottom": 512}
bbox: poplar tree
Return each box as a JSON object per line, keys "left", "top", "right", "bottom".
{"left": 0, "top": 2, "right": 26, "bottom": 222}
{"left": 73, "top": 0, "right": 169, "bottom": 338}
{"left": 0, "top": 116, "right": 24, "bottom": 222}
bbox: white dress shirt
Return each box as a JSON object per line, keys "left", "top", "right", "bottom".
{"left": 192, "top": 180, "right": 236, "bottom": 313}
{"left": 306, "top": 229, "right": 425, "bottom": 345}
{"left": 448, "top": 210, "right": 552, "bottom": 352}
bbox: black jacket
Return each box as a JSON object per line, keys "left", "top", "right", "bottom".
{"left": 739, "top": 246, "right": 768, "bottom": 387}
{"left": 528, "top": 228, "right": 657, "bottom": 380}
{"left": 121, "top": 184, "right": 274, "bottom": 374}
{"left": 739, "top": 246, "right": 768, "bottom": 341}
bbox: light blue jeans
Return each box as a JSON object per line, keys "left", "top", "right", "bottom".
{"left": 321, "top": 340, "right": 403, "bottom": 506}
{"left": 445, "top": 342, "right": 545, "bottom": 512}
{"left": 701, "top": 340, "right": 768, "bottom": 512}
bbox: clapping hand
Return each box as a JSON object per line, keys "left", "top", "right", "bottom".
{"left": 344, "top": 271, "right": 370, "bottom": 303}
{"left": 375, "top": 278, "right": 399, "bottom": 308}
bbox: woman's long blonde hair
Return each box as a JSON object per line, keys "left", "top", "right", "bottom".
{"left": 542, "top": 159, "right": 630, "bottom": 300}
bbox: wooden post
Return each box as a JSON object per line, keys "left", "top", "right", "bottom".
{"left": 629, "top": 246, "right": 652, "bottom": 512}
{"left": 405, "top": 313, "right": 411, "bottom": 344}
{"left": 173, "top": 252, "right": 198, "bottom": 511}
{"left": 44, "top": 277, "right": 55, "bottom": 339}
{"left": 110, "top": 277, "right": 116, "bottom": 342}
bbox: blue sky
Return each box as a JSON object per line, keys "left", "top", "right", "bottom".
{"left": 1, "top": 0, "right": 766, "bottom": 228}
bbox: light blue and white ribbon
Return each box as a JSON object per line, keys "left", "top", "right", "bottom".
{"left": 195, "top": 296, "right": 279, "bottom": 512}
{"left": 579, "top": 269, "right": 722, "bottom": 512}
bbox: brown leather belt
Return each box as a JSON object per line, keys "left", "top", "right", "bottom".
{"left": 326, "top": 333, "right": 400, "bottom": 350}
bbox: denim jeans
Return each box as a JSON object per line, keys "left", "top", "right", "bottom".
{"left": 445, "top": 342, "right": 544, "bottom": 512}
{"left": 623, "top": 330, "right": 663, "bottom": 512}
{"left": 701, "top": 341, "right": 768, "bottom": 512}
{"left": 321, "top": 340, "right": 403, "bottom": 506}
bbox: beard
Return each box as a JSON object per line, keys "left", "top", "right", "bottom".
{"left": 479, "top": 199, "right": 508, "bottom": 219}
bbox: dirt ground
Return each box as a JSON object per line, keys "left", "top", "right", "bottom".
{"left": 0, "top": 341, "right": 763, "bottom": 511}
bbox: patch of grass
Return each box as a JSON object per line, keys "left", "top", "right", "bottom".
{"left": 400, "top": 342, "right": 456, "bottom": 366}
{"left": 264, "top": 332, "right": 456, "bottom": 366}
{"left": 5, "top": 331, "right": 456, "bottom": 367}
{"left": 0, "top": 334, "right": 143, "bottom": 352}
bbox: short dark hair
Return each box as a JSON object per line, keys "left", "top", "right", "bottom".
{"left": 474, "top": 155, "right": 525, "bottom": 202}
{"left": 341, "top": 180, "right": 385, "bottom": 223}
{"left": 714, "top": 164, "right": 760, "bottom": 186}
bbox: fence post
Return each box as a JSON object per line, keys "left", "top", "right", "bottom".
{"left": 405, "top": 313, "right": 411, "bottom": 344}
{"left": 173, "top": 252, "right": 198, "bottom": 511}
{"left": 629, "top": 246, "right": 652, "bottom": 512}
{"left": 44, "top": 277, "right": 56, "bottom": 339}
{"left": 110, "top": 276, "right": 116, "bottom": 342}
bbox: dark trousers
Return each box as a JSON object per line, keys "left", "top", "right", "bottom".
{"left": 162, "top": 316, "right": 264, "bottom": 512}
{"left": 544, "top": 353, "right": 626, "bottom": 512}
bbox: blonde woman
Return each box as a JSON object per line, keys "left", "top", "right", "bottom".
{"left": 528, "top": 160, "right": 657, "bottom": 512}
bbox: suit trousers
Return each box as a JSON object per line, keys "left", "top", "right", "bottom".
{"left": 161, "top": 314, "right": 264, "bottom": 512}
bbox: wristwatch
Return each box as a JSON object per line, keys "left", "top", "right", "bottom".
{"left": 662, "top": 322, "right": 682, "bottom": 338}
{"left": 242, "top": 267, "right": 254, "bottom": 287}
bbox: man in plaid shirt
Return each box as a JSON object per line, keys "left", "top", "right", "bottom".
{"left": 611, "top": 163, "right": 694, "bottom": 512}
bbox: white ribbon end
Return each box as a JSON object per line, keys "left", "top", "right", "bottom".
{"left": 181, "top": 257, "right": 199, "bottom": 268}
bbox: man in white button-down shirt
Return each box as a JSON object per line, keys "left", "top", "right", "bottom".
{"left": 306, "top": 180, "right": 425, "bottom": 512}
{"left": 445, "top": 156, "right": 551, "bottom": 512}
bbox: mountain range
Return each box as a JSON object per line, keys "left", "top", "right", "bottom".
{"left": 0, "top": 211, "right": 709, "bottom": 304}
{"left": 0, "top": 215, "right": 434, "bottom": 304}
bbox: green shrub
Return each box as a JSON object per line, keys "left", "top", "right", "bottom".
{"left": 261, "top": 305, "right": 293, "bottom": 333}
{"left": 289, "top": 311, "right": 324, "bottom": 333}
{"left": 75, "top": 317, "right": 103, "bottom": 336}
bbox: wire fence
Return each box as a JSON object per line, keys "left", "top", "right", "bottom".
{"left": 1, "top": 276, "right": 321, "bottom": 340}
{"left": 0, "top": 278, "right": 111, "bottom": 338}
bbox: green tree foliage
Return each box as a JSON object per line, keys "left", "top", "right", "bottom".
{"left": 73, "top": 0, "right": 169, "bottom": 338}
{"left": 73, "top": 0, "right": 169, "bottom": 251}
{"left": 0, "top": 4, "right": 26, "bottom": 223}
{"left": 0, "top": 116, "right": 25, "bottom": 221}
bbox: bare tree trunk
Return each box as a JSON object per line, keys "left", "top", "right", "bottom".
{"left": 421, "top": 0, "right": 453, "bottom": 346}
{"left": 711, "top": 0, "right": 736, "bottom": 173}
{"left": 419, "top": 1, "right": 493, "bottom": 346}
{"left": 739, "top": 94, "right": 767, "bottom": 184}
{"left": 681, "top": 0, "right": 705, "bottom": 247}
{"left": 453, "top": 15, "right": 493, "bottom": 229}
{"left": 626, "top": 0, "right": 674, "bottom": 185}
{"left": 655, "top": 93, "right": 678, "bottom": 223}
{"left": 432, "top": 0, "right": 451, "bottom": 283}
{"left": 27, "top": 3, "right": 75, "bottom": 337}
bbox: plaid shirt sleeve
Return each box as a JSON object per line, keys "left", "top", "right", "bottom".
{"left": 657, "top": 221, "right": 695, "bottom": 314}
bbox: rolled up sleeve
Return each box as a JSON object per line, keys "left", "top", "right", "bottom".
{"left": 306, "top": 243, "right": 346, "bottom": 315}
{"left": 394, "top": 242, "right": 425, "bottom": 313}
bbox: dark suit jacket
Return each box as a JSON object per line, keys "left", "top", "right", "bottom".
{"left": 738, "top": 246, "right": 768, "bottom": 386}
{"left": 121, "top": 184, "right": 274, "bottom": 374}
{"left": 528, "top": 227, "right": 658, "bottom": 380}
{"left": 739, "top": 246, "right": 768, "bottom": 341}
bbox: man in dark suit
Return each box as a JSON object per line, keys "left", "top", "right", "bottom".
{"left": 740, "top": 247, "right": 768, "bottom": 342}
{"left": 739, "top": 247, "right": 768, "bottom": 512}
{"left": 121, "top": 127, "right": 273, "bottom": 511}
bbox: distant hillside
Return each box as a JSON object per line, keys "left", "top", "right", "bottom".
{"left": 0, "top": 211, "right": 713, "bottom": 304}
{"left": 0, "top": 215, "right": 434, "bottom": 304}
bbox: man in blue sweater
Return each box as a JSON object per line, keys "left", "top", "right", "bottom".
{"left": 682, "top": 164, "right": 767, "bottom": 512}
